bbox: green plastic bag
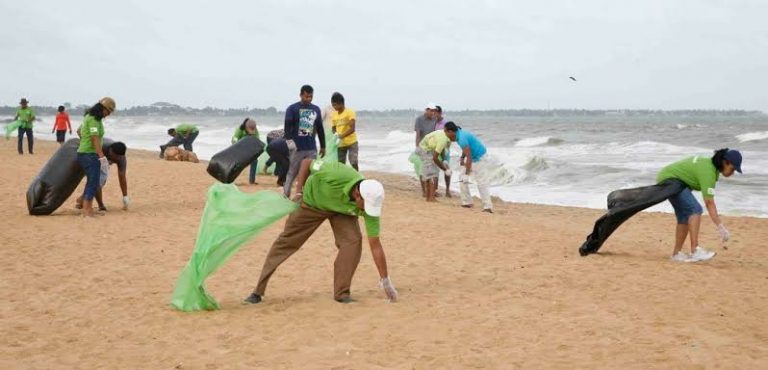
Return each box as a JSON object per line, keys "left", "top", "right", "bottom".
{"left": 170, "top": 184, "right": 298, "bottom": 311}
{"left": 323, "top": 126, "right": 339, "bottom": 162}
{"left": 409, "top": 151, "right": 423, "bottom": 177}
{"left": 4, "top": 120, "right": 23, "bottom": 139}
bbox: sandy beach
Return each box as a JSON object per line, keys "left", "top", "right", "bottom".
{"left": 1, "top": 139, "right": 767, "bottom": 369}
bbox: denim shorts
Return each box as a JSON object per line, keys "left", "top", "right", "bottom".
{"left": 668, "top": 188, "right": 703, "bottom": 224}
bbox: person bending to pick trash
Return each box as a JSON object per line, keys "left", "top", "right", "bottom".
{"left": 444, "top": 122, "right": 492, "bottom": 213}
{"left": 243, "top": 158, "right": 397, "bottom": 305}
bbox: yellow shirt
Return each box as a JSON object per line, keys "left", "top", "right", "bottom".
{"left": 331, "top": 108, "right": 357, "bottom": 147}
{"left": 419, "top": 130, "right": 450, "bottom": 154}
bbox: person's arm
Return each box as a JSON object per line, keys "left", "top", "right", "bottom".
{"left": 339, "top": 119, "right": 356, "bottom": 138}
{"left": 118, "top": 168, "right": 128, "bottom": 197}
{"left": 293, "top": 158, "right": 314, "bottom": 197}
{"left": 432, "top": 151, "right": 448, "bottom": 171}
{"left": 284, "top": 107, "right": 295, "bottom": 140}
{"left": 463, "top": 146, "right": 473, "bottom": 174}
{"left": 315, "top": 109, "right": 326, "bottom": 153}
{"left": 67, "top": 116, "right": 72, "bottom": 133}
{"left": 52, "top": 120, "right": 57, "bottom": 133}
{"left": 704, "top": 198, "right": 722, "bottom": 226}
{"left": 368, "top": 236, "right": 389, "bottom": 278}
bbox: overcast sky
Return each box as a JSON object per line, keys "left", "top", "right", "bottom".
{"left": 1, "top": 0, "right": 766, "bottom": 111}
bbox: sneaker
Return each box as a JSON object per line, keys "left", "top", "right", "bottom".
{"left": 242, "top": 293, "right": 262, "bottom": 305}
{"left": 670, "top": 251, "right": 690, "bottom": 262}
{"left": 689, "top": 246, "right": 716, "bottom": 262}
{"left": 461, "top": 204, "right": 473, "bottom": 209}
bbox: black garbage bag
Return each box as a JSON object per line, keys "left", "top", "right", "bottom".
{"left": 206, "top": 135, "right": 265, "bottom": 183}
{"left": 579, "top": 179, "right": 686, "bottom": 256}
{"left": 26, "top": 139, "right": 84, "bottom": 215}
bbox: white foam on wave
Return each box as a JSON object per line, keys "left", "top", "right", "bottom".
{"left": 736, "top": 131, "right": 768, "bottom": 143}
{"left": 514, "top": 136, "right": 563, "bottom": 147}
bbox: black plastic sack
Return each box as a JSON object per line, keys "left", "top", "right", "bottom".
{"left": 579, "top": 179, "right": 686, "bottom": 256}
{"left": 26, "top": 139, "right": 84, "bottom": 215}
{"left": 206, "top": 135, "right": 265, "bottom": 183}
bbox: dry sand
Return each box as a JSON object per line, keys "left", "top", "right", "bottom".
{"left": 1, "top": 140, "right": 767, "bottom": 369}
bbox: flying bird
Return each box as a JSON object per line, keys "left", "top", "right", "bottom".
{"left": 569, "top": 76, "right": 577, "bottom": 82}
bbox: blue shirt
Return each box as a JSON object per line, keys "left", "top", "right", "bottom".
{"left": 284, "top": 102, "right": 325, "bottom": 151}
{"left": 456, "top": 129, "right": 486, "bottom": 162}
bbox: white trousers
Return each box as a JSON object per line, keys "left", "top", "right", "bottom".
{"left": 460, "top": 159, "right": 492, "bottom": 210}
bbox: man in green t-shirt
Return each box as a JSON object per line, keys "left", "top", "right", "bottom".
{"left": 244, "top": 158, "right": 398, "bottom": 304}
{"left": 14, "top": 98, "right": 36, "bottom": 154}
{"left": 160, "top": 123, "right": 199, "bottom": 158}
{"left": 656, "top": 149, "right": 742, "bottom": 262}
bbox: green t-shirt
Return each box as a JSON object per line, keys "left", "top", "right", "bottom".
{"left": 16, "top": 107, "right": 35, "bottom": 129}
{"left": 657, "top": 155, "right": 720, "bottom": 199}
{"left": 232, "top": 127, "right": 260, "bottom": 143}
{"left": 176, "top": 123, "right": 198, "bottom": 135}
{"left": 419, "top": 130, "right": 450, "bottom": 154}
{"left": 77, "top": 114, "right": 104, "bottom": 154}
{"left": 302, "top": 159, "right": 380, "bottom": 237}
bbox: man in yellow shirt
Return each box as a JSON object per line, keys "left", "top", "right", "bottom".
{"left": 330, "top": 92, "right": 359, "bottom": 171}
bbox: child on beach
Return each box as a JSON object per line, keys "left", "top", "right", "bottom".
{"left": 51, "top": 105, "right": 72, "bottom": 145}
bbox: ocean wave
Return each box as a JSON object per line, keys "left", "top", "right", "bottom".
{"left": 736, "top": 131, "right": 768, "bottom": 143}
{"left": 514, "top": 136, "right": 564, "bottom": 147}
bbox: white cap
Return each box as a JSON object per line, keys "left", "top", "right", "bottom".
{"left": 359, "top": 180, "right": 384, "bottom": 217}
{"left": 426, "top": 102, "right": 438, "bottom": 110}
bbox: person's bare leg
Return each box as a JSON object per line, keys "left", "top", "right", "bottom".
{"left": 687, "top": 214, "right": 701, "bottom": 253}
{"left": 444, "top": 174, "right": 452, "bottom": 197}
{"left": 95, "top": 188, "right": 107, "bottom": 212}
{"left": 82, "top": 199, "right": 95, "bottom": 217}
{"left": 427, "top": 178, "right": 438, "bottom": 202}
{"left": 420, "top": 179, "right": 427, "bottom": 198}
{"left": 75, "top": 195, "right": 84, "bottom": 209}
{"left": 673, "top": 223, "right": 688, "bottom": 255}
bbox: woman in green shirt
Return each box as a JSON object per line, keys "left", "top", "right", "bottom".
{"left": 657, "top": 148, "right": 742, "bottom": 262}
{"left": 76, "top": 97, "right": 116, "bottom": 217}
{"left": 231, "top": 118, "right": 260, "bottom": 184}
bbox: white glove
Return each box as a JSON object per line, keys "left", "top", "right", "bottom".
{"left": 379, "top": 277, "right": 398, "bottom": 302}
{"left": 444, "top": 169, "right": 452, "bottom": 177}
{"left": 333, "top": 133, "right": 341, "bottom": 145}
{"left": 717, "top": 224, "right": 730, "bottom": 243}
{"left": 286, "top": 139, "right": 297, "bottom": 153}
{"left": 459, "top": 173, "right": 470, "bottom": 183}
{"left": 122, "top": 196, "right": 130, "bottom": 210}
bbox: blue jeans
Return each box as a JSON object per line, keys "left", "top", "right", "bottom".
{"left": 668, "top": 188, "right": 703, "bottom": 224}
{"left": 18, "top": 127, "right": 33, "bottom": 154}
{"left": 249, "top": 159, "right": 258, "bottom": 184}
{"left": 77, "top": 153, "right": 100, "bottom": 201}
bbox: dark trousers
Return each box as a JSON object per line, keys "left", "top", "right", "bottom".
{"left": 160, "top": 131, "right": 199, "bottom": 156}
{"left": 266, "top": 139, "right": 289, "bottom": 185}
{"left": 254, "top": 204, "right": 363, "bottom": 300}
{"left": 18, "top": 127, "right": 33, "bottom": 154}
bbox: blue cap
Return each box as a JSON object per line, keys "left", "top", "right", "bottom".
{"left": 724, "top": 149, "right": 742, "bottom": 173}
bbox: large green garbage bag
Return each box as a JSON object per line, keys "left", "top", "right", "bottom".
{"left": 170, "top": 184, "right": 298, "bottom": 311}
{"left": 4, "top": 120, "right": 24, "bottom": 139}
{"left": 409, "top": 151, "right": 423, "bottom": 177}
{"left": 323, "top": 126, "right": 339, "bottom": 162}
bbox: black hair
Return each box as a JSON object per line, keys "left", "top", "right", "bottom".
{"left": 350, "top": 179, "right": 364, "bottom": 201}
{"left": 435, "top": 105, "right": 442, "bottom": 113}
{"left": 85, "top": 102, "right": 107, "bottom": 120}
{"left": 109, "top": 142, "right": 127, "bottom": 156}
{"left": 331, "top": 92, "right": 345, "bottom": 105}
{"left": 712, "top": 148, "right": 729, "bottom": 171}
{"left": 168, "top": 128, "right": 176, "bottom": 135}
{"left": 57, "top": 105, "right": 65, "bottom": 112}
{"left": 300, "top": 85, "right": 314, "bottom": 95}
{"left": 240, "top": 118, "right": 249, "bottom": 131}
{"left": 444, "top": 121, "right": 461, "bottom": 132}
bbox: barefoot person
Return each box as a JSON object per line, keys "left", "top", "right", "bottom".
{"left": 76, "top": 97, "right": 116, "bottom": 217}
{"left": 658, "top": 149, "right": 742, "bottom": 262}
{"left": 413, "top": 103, "right": 437, "bottom": 197}
{"left": 417, "top": 129, "right": 451, "bottom": 202}
{"left": 76, "top": 140, "right": 129, "bottom": 212}
{"left": 444, "top": 122, "right": 492, "bottom": 213}
{"left": 51, "top": 105, "right": 72, "bottom": 146}
{"left": 243, "top": 158, "right": 397, "bottom": 305}
{"left": 330, "top": 92, "right": 359, "bottom": 170}
{"left": 283, "top": 85, "right": 326, "bottom": 196}
{"left": 434, "top": 105, "right": 452, "bottom": 197}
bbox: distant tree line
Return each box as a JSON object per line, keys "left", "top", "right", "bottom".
{"left": 0, "top": 102, "right": 763, "bottom": 117}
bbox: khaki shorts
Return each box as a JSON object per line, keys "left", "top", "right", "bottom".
{"left": 417, "top": 148, "right": 439, "bottom": 180}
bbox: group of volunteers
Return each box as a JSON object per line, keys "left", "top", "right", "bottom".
{"left": 9, "top": 83, "right": 746, "bottom": 308}
{"left": 12, "top": 97, "right": 130, "bottom": 217}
